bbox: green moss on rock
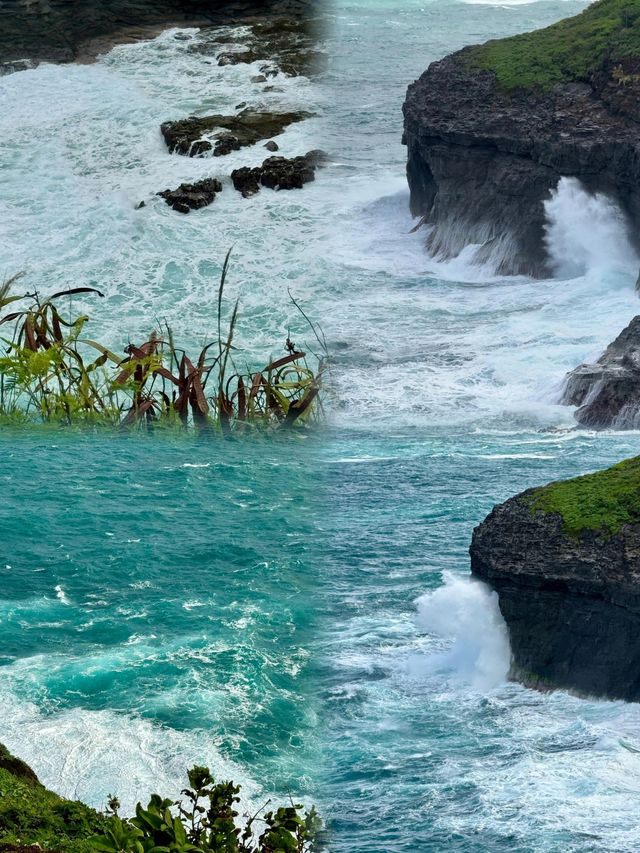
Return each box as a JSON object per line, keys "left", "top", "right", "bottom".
{"left": 529, "top": 456, "right": 640, "bottom": 537}
{"left": 468, "top": 0, "right": 640, "bottom": 91}
{"left": 0, "top": 744, "right": 107, "bottom": 853}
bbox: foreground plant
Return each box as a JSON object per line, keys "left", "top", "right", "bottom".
{"left": 0, "top": 257, "right": 326, "bottom": 432}
{"left": 90, "top": 766, "right": 325, "bottom": 853}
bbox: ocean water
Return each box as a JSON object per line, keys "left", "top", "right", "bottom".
{"left": 3, "top": 0, "right": 640, "bottom": 851}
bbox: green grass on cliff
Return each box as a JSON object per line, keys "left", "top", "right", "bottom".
{"left": 0, "top": 744, "right": 107, "bottom": 853}
{"left": 468, "top": 0, "right": 640, "bottom": 91}
{"left": 529, "top": 456, "right": 640, "bottom": 536}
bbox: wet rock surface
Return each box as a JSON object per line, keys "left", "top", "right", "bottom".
{"left": 189, "top": 14, "right": 325, "bottom": 78}
{"left": 231, "top": 150, "right": 326, "bottom": 196}
{"left": 403, "top": 49, "right": 640, "bottom": 277}
{"left": 563, "top": 315, "right": 640, "bottom": 429}
{"left": 157, "top": 177, "right": 223, "bottom": 212}
{"left": 470, "top": 467, "right": 640, "bottom": 701}
{"left": 0, "top": 0, "right": 321, "bottom": 65}
{"left": 160, "top": 110, "right": 312, "bottom": 157}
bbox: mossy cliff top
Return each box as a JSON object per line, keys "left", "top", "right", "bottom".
{"left": 529, "top": 456, "right": 640, "bottom": 537}
{"left": 468, "top": 0, "right": 640, "bottom": 91}
{"left": 0, "top": 744, "right": 106, "bottom": 853}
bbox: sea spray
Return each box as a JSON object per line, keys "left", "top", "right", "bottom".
{"left": 544, "top": 177, "right": 639, "bottom": 279}
{"left": 411, "top": 572, "right": 511, "bottom": 690}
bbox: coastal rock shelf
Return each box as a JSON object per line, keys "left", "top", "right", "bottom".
{"left": 470, "top": 458, "right": 640, "bottom": 700}
{"left": 160, "top": 110, "right": 311, "bottom": 157}
{"left": 0, "top": 0, "right": 319, "bottom": 66}
{"left": 402, "top": 0, "right": 640, "bottom": 277}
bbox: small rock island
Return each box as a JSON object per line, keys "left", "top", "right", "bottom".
{"left": 403, "top": 0, "right": 640, "bottom": 276}
{"left": 470, "top": 458, "right": 640, "bottom": 701}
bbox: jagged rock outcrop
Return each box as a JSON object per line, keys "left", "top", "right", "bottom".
{"left": 403, "top": 1, "right": 640, "bottom": 277}
{"left": 160, "top": 110, "right": 311, "bottom": 157}
{"left": 0, "top": 0, "right": 319, "bottom": 66}
{"left": 563, "top": 315, "right": 640, "bottom": 428}
{"left": 231, "top": 150, "right": 326, "bottom": 196}
{"left": 157, "top": 177, "right": 222, "bottom": 212}
{"left": 470, "top": 457, "right": 640, "bottom": 700}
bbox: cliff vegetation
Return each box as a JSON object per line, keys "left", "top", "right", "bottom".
{"left": 469, "top": 0, "right": 640, "bottom": 91}
{"left": 0, "top": 746, "right": 324, "bottom": 853}
{"left": 0, "top": 260, "right": 326, "bottom": 433}
{"left": 529, "top": 456, "right": 640, "bottom": 537}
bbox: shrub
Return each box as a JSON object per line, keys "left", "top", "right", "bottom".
{"left": 0, "top": 255, "right": 326, "bottom": 433}
{"left": 89, "top": 766, "right": 325, "bottom": 853}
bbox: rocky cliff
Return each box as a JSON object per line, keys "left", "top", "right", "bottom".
{"left": 563, "top": 314, "right": 640, "bottom": 428}
{"left": 0, "top": 0, "right": 317, "bottom": 66}
{"left": 470, "top": 457, "right": 640, "bottom": 700}
{"left": 403, "top": 0, "right": 640, "bottom": 277}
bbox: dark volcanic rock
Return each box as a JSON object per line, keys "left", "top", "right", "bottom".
{"left": 470, "top": 470, "right": 640, "bottom": 701}
{"left": 562, "top": 315, "right": 640, "bottom": 429}
{"left": 161, "top": 110, "right": 311, "bottom": 157}
{"left": 403, "top": 49, "right": 640, "bottom": 277}
{"left": 231, "top": 150, "right": 325, "bottom": 196}
{"left": 0, "top": 0, "right": 321, "bottom": 65}
{"left": 192, "top": 14, "right": 325, "bottom": 78}
{"left": 157, "top": 177, "right": 222, "bottom": 212}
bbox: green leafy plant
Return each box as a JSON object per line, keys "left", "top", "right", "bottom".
{"left": 468, "top": 0, "right": 640, "bottom": 92}
{"left": 0, "top": 256, "right": 327, "bottom": 433}
{"left": 89, "top": 766, "right": 325, "bottom": 853}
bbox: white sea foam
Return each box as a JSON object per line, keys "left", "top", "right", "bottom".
{"left": 410, "top": 573, "right": 511, "bottom": 690}
{"left": 0, "top": 682, "right": 259, "bottom": 815}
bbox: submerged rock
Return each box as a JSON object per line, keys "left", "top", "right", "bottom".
{"left": 402, "top": 2, "right": 640, "bottom": 277}
{"left": 160, "top": 110, "right": 311, "bottom": 157}
{"left": 563, "top": 315, "right": 640, "bottom": 429}
{"left": 470, "top": 458, "right": 640, "bottom": 701}
{"left": 231, "top": 150, "right": 326, "bottom": 197}
{"left": 157, "top": 177, "right": 222, "bottom": 212}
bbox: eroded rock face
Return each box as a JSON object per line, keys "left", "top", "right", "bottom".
{"left": 157, "top": 177, "right": 222, "bottom": 212}
{"left": 403, "top": 49, "right": 640, "bottom": 277}
{"left": 231, "top": 150, "right": 326, "bottom": 196}
{"left": 470, "top": 485, "right": 640, "bottom": 701}
{"left": 160, "top": 110, "right": 311, "bottom": 157}
{"left": 563, "top": 315, "right": 640, "bottom": 429}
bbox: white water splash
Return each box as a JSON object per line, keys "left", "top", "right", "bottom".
{"left": 411, "top": 573, "right": 511, "bottom": 690}
{"left": 0, "top": 683, "right": 259, "bottom": 814}
{"left": 55, "top": 585, "right": 71, "bottom": 606}
{"left": 544, "top": 177, "right": 639, "bottom": 278}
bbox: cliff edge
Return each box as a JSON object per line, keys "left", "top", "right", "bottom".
{"left": 470, "top": 457, "right": 640, "bottom": 700}
{"left": 403, "top": 0, "right": 640, "bottom": 276}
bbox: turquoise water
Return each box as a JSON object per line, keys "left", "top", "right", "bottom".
{"left": 0, "top": 432, "right": 321, "bottom": 811}
{"left": 3, "top": 0, "right": 640, "bottom": 850}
